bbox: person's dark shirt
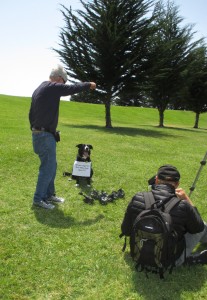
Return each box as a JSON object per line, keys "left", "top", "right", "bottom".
{"left": 29, "top": 81, "right": 91, "bottom": 132}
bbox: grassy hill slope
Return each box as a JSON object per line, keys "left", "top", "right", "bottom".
{"left": 1, "top": 94, "right": 207, "bottom": 300}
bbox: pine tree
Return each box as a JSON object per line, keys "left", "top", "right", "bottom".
{"left": 183, "top": 46, "right": 207, "bottom": 128}
{"left": 147, "top": 0, "right": 200, "bottom": 127}
{"left": 54, "top": 0, "right": 153, "bottom": 128}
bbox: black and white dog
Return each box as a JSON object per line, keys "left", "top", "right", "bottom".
{"left": 72, "top": 144, "right": 93, "bottom": 187}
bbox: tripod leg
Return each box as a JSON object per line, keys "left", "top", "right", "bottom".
{"left": 189, "top": 152, "right": 207, "bottom": 197}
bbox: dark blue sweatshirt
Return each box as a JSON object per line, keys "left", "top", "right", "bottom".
{"left": 29, "top": 81, "right": 91, "bottom": 132}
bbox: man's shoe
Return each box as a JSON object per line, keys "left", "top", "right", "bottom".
{"left": 47, "top": 195, "right": 65, "bottom": 203}
{"left": 186, "top": 250, "right": 207, "bottom": 266}
{"left": 33, "top": 200, "right": 55, "bottom": 210}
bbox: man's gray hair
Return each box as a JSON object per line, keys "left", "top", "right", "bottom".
{"left": 49, "top": 65, "right": 67, "bottom": 83}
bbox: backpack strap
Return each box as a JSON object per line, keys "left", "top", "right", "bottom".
{"left": 143, "top": 192, "right": 155, "bottom": 209}
{"left": 119, "top": 192, "right": 155, "bottom": 252}
{"left": 164, "top": 197, "right": 180, "bottom": 213}
{"left": 143, "top": 192, "right": 180, "bottom": 213}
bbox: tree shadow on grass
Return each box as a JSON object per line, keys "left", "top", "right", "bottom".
{"left": 32, "top": 205, "right": 104, "bottom": 229}
{"left": 124, "top": 252, "right": 207, "bottom": 300}
{"left": 163, "top": 125, "right": 206, "bottom": 134}
{"left": 64, "top": 124, "right": 201, "bottom": 138}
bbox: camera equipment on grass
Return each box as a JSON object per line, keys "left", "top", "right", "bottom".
{"left": 79, "top": 189, "right": 125, "bottom": 205}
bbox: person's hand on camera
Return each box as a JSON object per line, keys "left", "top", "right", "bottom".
{"left": 175, "top": 188, "right": 187, "bottom": 200}
{"left": 176, "top": 188, "right": 194, "bottom": 206}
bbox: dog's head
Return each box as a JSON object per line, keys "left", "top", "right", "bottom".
{"left": 76, "top": 144, "right": 93, "bottom": 159}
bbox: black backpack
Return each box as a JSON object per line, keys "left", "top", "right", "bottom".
{"left": 129, "top": 192, "right": 180, "bottom": 279}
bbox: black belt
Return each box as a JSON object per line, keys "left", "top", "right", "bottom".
{"left": 32, "top": 127, "right": 47, "bottom": 131}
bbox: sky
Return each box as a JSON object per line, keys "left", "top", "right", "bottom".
{"left": 1, "top": 0, "right": 207, "bottom": 98}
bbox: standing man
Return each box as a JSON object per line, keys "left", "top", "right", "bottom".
{"left": 29, "top": 65, "right": 96, "bottom": 209}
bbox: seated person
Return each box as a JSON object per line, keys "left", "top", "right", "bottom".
{"left": 121, "top": 164, "right": 207, "bottom": 266}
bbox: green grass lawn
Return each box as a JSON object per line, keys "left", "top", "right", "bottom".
{"left": 1, "top": 94, "right": 207, "bottom": 299}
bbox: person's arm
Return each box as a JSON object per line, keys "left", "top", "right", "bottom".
{"left": 54, "top": 81, "right": 96, "bottom": 96}
{"left": 176, "top": 187, "right": 204, "bottom": 233}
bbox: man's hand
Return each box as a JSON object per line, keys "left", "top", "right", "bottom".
{"left": 176, "top": 188, "right": 194, "bottom": 206}
{"left": 175, "top": 188, "right": 188, "bottom": 200}
{"left": 90, "top": 82, "right": 96, "bottom": 90}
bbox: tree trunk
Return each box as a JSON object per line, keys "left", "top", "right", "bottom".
{"left": 158, "top": 108, "right": 164, "bottom": 127}
{"left": 193, "top": 112, "right": 200, "bottom": 128}
{"left": 105, "top": 99, "right": 113, "bottom": 128}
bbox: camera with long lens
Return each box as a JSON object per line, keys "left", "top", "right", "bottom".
{"left": 148, "top": 175, "right": 156, "bottom": 186}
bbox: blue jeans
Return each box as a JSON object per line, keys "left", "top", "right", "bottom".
{"left": 176, "top": 222, "right": 207, "bottom": 266}
{"left": 32, "top": 132, "right": 57, "bottom": 203}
